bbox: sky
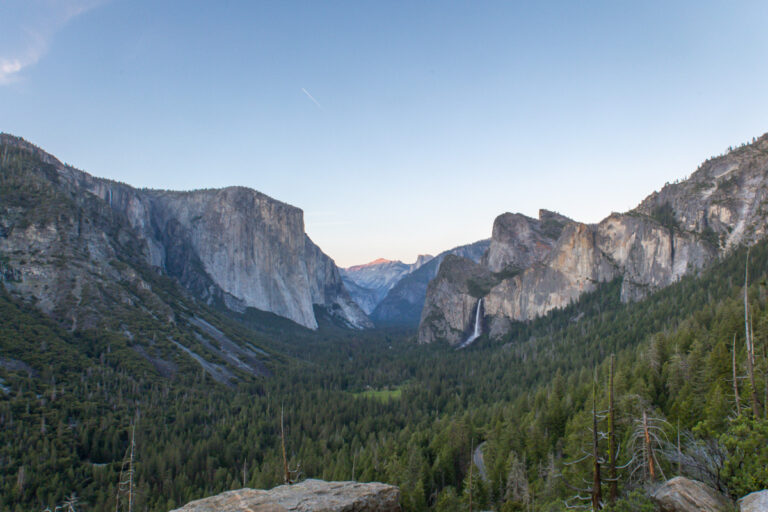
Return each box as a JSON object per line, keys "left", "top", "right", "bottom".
{"left": 2, "top": 1, "right": 768, "bottom": 267}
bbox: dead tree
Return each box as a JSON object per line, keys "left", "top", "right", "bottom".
{"left": 625, "top": 410, "right": 668, "bottom": 486}
{"left": 676, "top": 420, "right": 682, "bottom": 476}
{"left": 732, "top": 334, "right": 742, "bottom": 416}
{"left": 280, "top": 404, "right": 301, "bottom": 484}
{"left": 661, "top": 430, "right": 729, "bottom": 493}
{"left": 564, "top": 369, "right": 607, "bottom": 511}
{"left": 764, "top": 342, "right": 768, "bottom": 420}
{"left": 591, "top": 374, "right": 603, "bottom": 511}
{"left": 744, "top": 249, "right": 762, "bottom": 418}
{"left": 61, "top": 494, "right": 79, "bottom": 512}
{"left": 116, "top": 421, "right": 136, "bottom": 512}
{"left": 607, "top": 355, "right": 617, "bottom": 504}
{"left": 469, "top": 438, "right": 474, "bottom": 512}
{"left": 642, "top": 412, "right": 655, "bottom": 481}
{"left": 281, "top": 404, "right": 290, "bottom": 484}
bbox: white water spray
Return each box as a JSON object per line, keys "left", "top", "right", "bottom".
{"left": 458, "top": 298, "right": 483, "bottom": 349}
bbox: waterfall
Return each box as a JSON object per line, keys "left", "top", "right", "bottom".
{"left": 458, "top": 298, "right": 483, "bottom": 349}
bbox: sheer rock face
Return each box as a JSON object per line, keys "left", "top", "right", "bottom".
{"left": 596, "top": 213, "right": 714, "bottom": 301}
{"left": 636, "top": 137, "right": 768, "bottom": 249}
{"left": 417, "top": 255, "right": 492, "bottom": 345}
{"left": 419, "top": 134, "right": 768, "bottom": 343}
{"left": 650, "top": 477, "right": 731, "bottom": 512}
{"left": 482, "top": 210, "right": 570, "bottom": 273}
{"left": 0, "top": 134, "right": 370, "bottom": 330}
{"left": 483, "top": 222, "right": 617, "bottom": 323}
{"left": 171, "top": 479, "right": 401, "bottom": 512}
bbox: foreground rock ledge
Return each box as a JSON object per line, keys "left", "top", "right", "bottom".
{"left": 170, "top": 479, "right": 401, "bottom": 512}
{"left": 650, "top": 476, "right": 731, "bottom": 512}
{"left": 739, "top": 490, "right": 768, "bottom": 512}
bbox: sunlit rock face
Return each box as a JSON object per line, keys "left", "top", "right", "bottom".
{"left": 418, "top": 133, "right": 768, "bottom": 343}
{"left": 483, "top": 222, "right": 618, "bottom": 323}
{"left": 482, "top": 210, "right": 570, "bottom": 273}
{"left": 0, "top": 134, "right": 370, "bottom": 330}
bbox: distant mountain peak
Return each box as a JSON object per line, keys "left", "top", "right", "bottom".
{"left": 345, "top": 258, "right": 398, "bottom": 272}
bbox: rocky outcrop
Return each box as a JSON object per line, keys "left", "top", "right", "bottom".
{"left": 0, "top": 138, "right": 173, "bottom": 331}
{"left": 482, "top": 210, "right": 570, "bottom": 273}
{"left": 635, "top": 138, "right": 768, "bottom": 249}
{"left": 418, "top": 133, "right": 768, "bottom": 343}
{"left": 0, "top": 134, "right": 370, "bottom": 330}
{"left": 171, "top": 479, "right": 401, "bottom": 512}
{"left": 371, "top": 240, "right": 489, "bottom": 328}
{"left": 650, "top": 477, "right": 731, "bottom": 512}
{"left": 597, "top": 213, "right": 714, "bottom": 301}
{"left": 738, "top": 490, "right": 768, "bottom": 512}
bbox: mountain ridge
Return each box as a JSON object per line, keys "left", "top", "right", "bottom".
{"left": 418, "top": 132, "right": 768, "bottom": 344}
{"left": 0, "top": 133, "right": 370, "bottom": 331}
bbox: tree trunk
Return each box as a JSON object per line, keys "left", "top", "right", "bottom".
{"left": 608, "top": 355, "right": 617, "bottom": 504}
{"left": 592, "top": 372, "right": 602, "bottom": 511}
{"left": 643, "top": 410, "right": 655, "bottom": 481}
{"left": 733, "top": 334, "right": 741, "bottom": 416}
{"left": 281, "top": 405, "right": 291, "bottom": 484}
{"left": 469, "top": 438, "right": 474, "bottom": 512}
{"left": 745, "top": 249, "right": 762, "bottom": 418}
{"left": 676, "top": 419, "right": 681, "bottom": 476}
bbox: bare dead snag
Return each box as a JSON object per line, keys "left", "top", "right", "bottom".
{"left": 116, "top": 418, "right": 137, "bottom": 512}
{"left": 733, "top": 334, "right": 741, "bottom": 416}
{"left": 643, "top": 411, "right": 655, "bottom": 481}
{"left": 676, "top": 419, "right": 681, "bottom": 476}
{"left": 608, "top": 355, "right": 617, "bottom": 505}
{"left": 592, "top": 371, "right": 603, "bottom": 511}
{"left": 469, "top": 438, "right": 474, "bottom": 512}
{"left": 281, "top": 404, "right": 291, "bottom": 485}
{"left": 745, "top": 249, "right": 762, "bottom": 418}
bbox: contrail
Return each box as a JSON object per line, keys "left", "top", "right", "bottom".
{"left": 301, "top": 88, "right": 323, "bottom": 110}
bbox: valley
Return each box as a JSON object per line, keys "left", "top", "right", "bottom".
{"left": 1, "top": 134, "right": 768, "bottom": 511}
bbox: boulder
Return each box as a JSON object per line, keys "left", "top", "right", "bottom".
{"left": 170, "top": 479, "right": 401, "bottom": 512}
{"left": 739, "top": 490, "right": 768, "bottom": 512}
{"left": 651, "top": 477, "right": 732, "bottom": 512}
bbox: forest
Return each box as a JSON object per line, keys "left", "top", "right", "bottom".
{"left": 1, "top": 238, "right": 768, "bottom": 511}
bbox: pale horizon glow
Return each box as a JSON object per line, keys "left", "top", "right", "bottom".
{"left": 2, "top": 1, "right": 768, "bottom": 267}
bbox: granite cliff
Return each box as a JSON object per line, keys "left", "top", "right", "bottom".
{"left": 419, "top": 133, "right": 768, "bottom": 344}
{"left": 0, "top": 134, "right": 370, "bottom": 331}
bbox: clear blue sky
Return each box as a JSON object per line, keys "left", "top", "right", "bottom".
{"left": 2, "top": 1, "right": 768, "bottom": 267}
